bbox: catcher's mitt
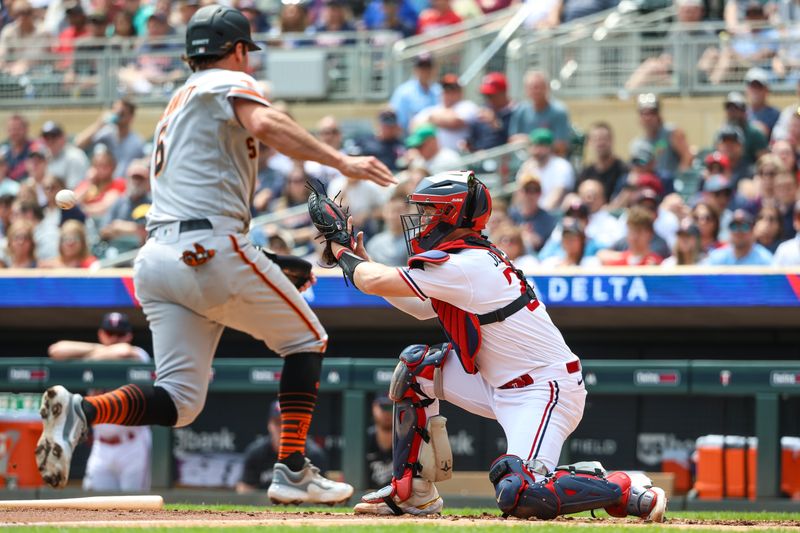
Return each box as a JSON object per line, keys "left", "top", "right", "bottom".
{"left": 306, "top": 179, "right": 354, "bottom": 267}
{"left": 261, "top": 250, "right": 313, "bottom": 289}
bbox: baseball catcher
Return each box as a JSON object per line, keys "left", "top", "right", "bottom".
{"left": 308, "top": 170, "right": 667, "bottom": 520}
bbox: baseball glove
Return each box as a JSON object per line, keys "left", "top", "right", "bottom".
{"left": 262, "top": 250, "right": 313, "bottom": 289}
{"left": 306, "top": 179, "right": 354, "bottom": 267}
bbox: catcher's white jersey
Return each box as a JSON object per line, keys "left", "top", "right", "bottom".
{"left": 398, "top": 248, "right": 577, "bottom": 388}
{"left": 146, "top": 69, "right": 270, "bottom": 231}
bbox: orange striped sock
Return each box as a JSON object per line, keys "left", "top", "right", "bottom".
{"left": 278, "top": 391, "right": 317, "bottom": 461}
{"left": 84, "top": 384, "right": 146, "bottom": 426}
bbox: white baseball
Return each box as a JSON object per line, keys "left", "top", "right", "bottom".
{"left": 55, "top": 189, "right": 77, "bottom": 210}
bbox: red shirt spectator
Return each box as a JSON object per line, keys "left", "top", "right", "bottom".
{"left": 603, "top": 250, "right": 663, "bottom": 266}
{"left": 55, "top": 1, "right": 90, "bottom": 69}
{"left": 417, "top": 0, "right": 461, "bottom": 34}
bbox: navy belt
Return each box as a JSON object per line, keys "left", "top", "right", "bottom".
{"left": 149, "top": 218, "right": 212, "bottom": 238}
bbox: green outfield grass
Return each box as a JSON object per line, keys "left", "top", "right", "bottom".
{"left": 2, "top": 505, "right": 799, "bottom": 532}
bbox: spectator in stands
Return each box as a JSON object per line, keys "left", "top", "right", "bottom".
{"left": 327, "top": 171, "right": 388, "bottom": 235}
{"left": 355, "top": 109, "right": 405, "bottom": 172}
{"left": 9, "top": 199, "right": 57, "bottom": 261}
{"left": 0, "top": 149, "right": 20, "bottom": 198}
{"left": 304, "top": 116, "right": 347, "bottom": 185}
{"left": 509, "top": 70, "right": 572, "bottom": 156}
{"left": 692, "top": 201, "right": 723, "bottom": 253}
{"left": 465, "top": 72, "right": 516, "bottom": 152}
{"left": 614, "top": 188, "right": 675, "bottom": 257}
{"left": 608, "top": 141, "right": 658, "bottom": 211}
{"left": 361, "top": 0, "right": 417, "bottom": 37}
{"left": 770, "top": 139, "right": 799, "bottom": 176}
{"left": 366, "top": 186, "right": 411, "bottom": 265}
{"left": 744, "top": 68, "right": 780, "bottom": 138}
{"left": 41, "top": 175, "right": 85, "bottom": 251}
{"left": 173, "top": 0, "right": 200, "bottom": 34}
{"left": 703, "top": 173, "right": 735, "bottom": 240}
{"left": 714, "top": 124, "right": 753, "bottom": 185}
{"left": 389, "top": 53, "right": 442, "bottom": 134}
{"left": 55, "top": 1, "right": 90, "bottom": 69}
{"left": 493, "top": 223, "right": 539, "bottom": 273}
{"left": 404, "top": 123, "right": 461, "bottom": 174}
{"left": 269, "top": 162, "right": 316, "bottom": 249}
{"left": 111, "top": 10, "right": 137, "bottom": 38}
{"left": 41, "top": 122, "right": 90, "bottom": 190}
{"left": 661, "top": 219, "right": 703, "bottom": 266}
{"left": 23, "top": 142, "right": 49, "bottom": 208}
{"left": 311, "top": 0, "right": 356, "bottom": 35}
{"left": 118, "top": 12, "right": 184, "bottom": 95}
{"left": 40, "top": 219, "right": 98, "bottom": 268}
{"left": 99, "top": 159, "right": 150, "bottom": 250}
{"left": 703, "top": 209, "right": 773, "bottom": 265}
{"left": 626, "top": 0, "right": 713, "bottom": 90}
{"left": 578, "top": 121, "right": 627, "bottom": 202}
{"left": 1, "top": 219, "right": 37, "bottom": 268}
{"left": 515, "top": 128, "right": 574, "bottom": 211}
{"left": 411, "top": 74, "right": 479, "bottom": 153}
{"left": 703, "top": 151, "right": 732, "bottom": 182}
{"left": 754, "top": 202, "right": 784, "bottom": 253}
{"left": 416, "top": 0, "right": 461, "bottom": 34}
{"left": 633, "top": 93, "right": 692, "bottom": 188}
{"left": 577, "top": 179, "right": 623, "bottom": 248}
{"left": 76, "top": 99, "right": 145, "bottom": 178}
{"left": 598, "top": 206, "right": 663, "bottom": 266}
{"left": 709, "top": 3, "right": 778, "bottom": 85}
{"left": 537, "top": 200, "right": 592, "bottom": 261}
{"left": 123, "top": 0, "right": 150, "bottom": 36}
{"left": 775, "top": 168, "right": 799, "bottom": 239}
{"left": 772, "top": 81, "right": 800, "bottom": 142}
{"left": 541, "top": 217, "right": 600, "bottom": 268}
{"left": 253, "top": 144, "right": 293, "bottom": 214}
{"left": 274, "top": 1, "right": 310, "bottom": 39}
{"left": 238, "top": 0, "right": 270, "bottom": 33}
{"left": 773, "top": 200, "right": 800, "bottom": 266}
{"left": 0, "top": 194, "right": 14, "bottom": 244}
{"left": 508, "top": 174, "right": 556, "bottom": 253}
{"left": 65, "top": 9, "right": 110, "bottom": 93}
{"left": 1, "top": 114, "right": 33, "bottom": 182}
{"left": 0, "top": 0, "right": 49, "bottom": 77}
{"left": 736, "top": 153, "right": 783, "bottom": 211}
{"left": 722, "top": 91, "right": 768, "bottom": 169}
{"left": 75, "top": 148, "right": 127, "bottom": 221}
{"left": 236, "top": 400, "right": 328, "bottom": 493}
{"left": 365, "top": 395, "right": 393, "bottom": 490}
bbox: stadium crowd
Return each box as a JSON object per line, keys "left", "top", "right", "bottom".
{"left": 1, "top": 0, "right": 800, "bottom": 270}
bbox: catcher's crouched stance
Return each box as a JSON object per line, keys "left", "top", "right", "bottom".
{"left": 308, "top": 171, "right": 667, "bottom": 521}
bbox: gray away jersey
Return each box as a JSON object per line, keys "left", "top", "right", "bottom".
{"left": 146, "top": 69, "right": 270, "bottom": 230}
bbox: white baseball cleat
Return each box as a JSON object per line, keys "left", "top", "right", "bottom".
{"left": 354, "top": 478, "right": 443, "bottom": 516}
{"left": 644, "top": 486, "right": 667, "bottom": 523}
{"left": 268, "top": 458, "right": 354, "bottom": 505}
{"left": 35, "top": 386, "right": 88, "bottom": 488}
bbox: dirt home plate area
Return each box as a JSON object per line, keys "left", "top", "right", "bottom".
{"left": 1, "top": 508, "right": 800, "bottom": 530}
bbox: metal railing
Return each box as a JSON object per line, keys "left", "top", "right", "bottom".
{"left": 506, "top": 19, "right": 800, "bottom": 98}
{"left": 0, "top": 31, "right": 400, "bottom": 107}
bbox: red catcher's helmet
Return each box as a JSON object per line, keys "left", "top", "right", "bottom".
{"left": 400, "top": 170, "right": 492, "bottom": 255}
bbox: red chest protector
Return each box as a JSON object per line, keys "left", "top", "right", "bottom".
{"left": 407, "top": 235, "right": 539, "bottom": 375}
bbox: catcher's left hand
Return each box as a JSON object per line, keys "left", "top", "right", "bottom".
{"left": 306, "top": 179, "right": 354, "bottom": 267}
{"left": 262, "top": 250, "right": 314, "bottom": 290}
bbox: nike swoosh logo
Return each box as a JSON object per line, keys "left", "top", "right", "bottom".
{"left": 577, "top": 379, "right": 583, "bottom": 386}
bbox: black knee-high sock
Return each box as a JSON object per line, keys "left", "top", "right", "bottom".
{"left": 82, "top": 384, "right": 178, "bottom": 427}
{"left": 277, "top": 352, "right": 323, "bottom": 471}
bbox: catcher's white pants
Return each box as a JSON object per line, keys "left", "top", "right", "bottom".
{"left": 417, "top": 351, "right": 586, "bottom": 478}
{"left": 83, "top": 427, "right": 151, "bottom": 491}
{"left": 134, "top": 219, "right": 327, "bottom": 427}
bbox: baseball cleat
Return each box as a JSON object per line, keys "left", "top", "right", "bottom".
{"left": 354, "top": 478, "right": 443, "bottom": 516}
{"left": 643, "top": 486, "right": 667, "bottom": 523}
{"left": 267, "top": 458, "right": 354, "bottom": 505}
{"left": 35, "top": 386, "right": 88, "bottom": 488}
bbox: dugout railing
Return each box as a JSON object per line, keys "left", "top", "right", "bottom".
{"left": 0, "top": 357, "right": 797, "bottom": 499}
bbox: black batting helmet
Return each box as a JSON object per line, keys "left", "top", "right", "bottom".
{"left": 185, "top": 4, "right": 261, "bottom": 59}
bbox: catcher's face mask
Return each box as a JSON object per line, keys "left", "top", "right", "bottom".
{"left": 401, "top": 202, "right": 454, "bottom": 255}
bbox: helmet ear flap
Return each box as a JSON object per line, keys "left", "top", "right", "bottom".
{"left": 463, "top": 177, "right": 490, "bottom": 228}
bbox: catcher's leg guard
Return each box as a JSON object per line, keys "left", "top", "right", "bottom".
{"left": 489, "top": 456, "right": 622, "bottom": 520}
{"left": 361, "top": 343, "right": 452, "bottom": 513}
